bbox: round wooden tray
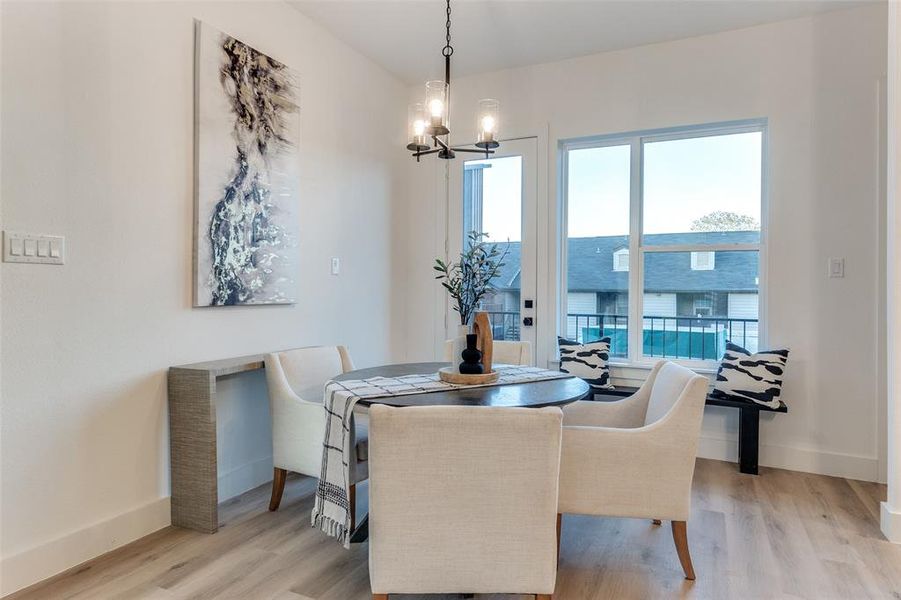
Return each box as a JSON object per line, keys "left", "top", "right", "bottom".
{"left": 438, "top": 367, "right": 499, "bottom": 385}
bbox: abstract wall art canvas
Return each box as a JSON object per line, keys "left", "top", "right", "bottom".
{"left": 194, "top": 21, "right": 299, "bottom": 306}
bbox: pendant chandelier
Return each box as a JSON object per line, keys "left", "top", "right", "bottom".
{"left": 406, "top": 0, "right": 500, "bottom": 161}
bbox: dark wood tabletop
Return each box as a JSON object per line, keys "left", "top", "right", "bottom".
{"left": 334, "top": 361, "right": 590, "bottom": 408}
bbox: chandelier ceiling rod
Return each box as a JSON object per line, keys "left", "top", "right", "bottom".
{"left": 443, "top": 0, "right": 452, "bottom": 87}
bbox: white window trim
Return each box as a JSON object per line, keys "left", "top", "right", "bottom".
{"left": 559, "top": 119, "right": 768, "bottom": 371}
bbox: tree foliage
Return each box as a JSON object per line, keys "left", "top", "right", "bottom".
{"left": 690, "top": 211, "right": 760, "bottom": 232}
{"left": 434, "top": 231, "right": 509, "bottom": 326}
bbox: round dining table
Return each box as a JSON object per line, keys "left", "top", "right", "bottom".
{"left": 334, "top": 361, "right": 591, "bottom": 408}
{"left": 335, "top": 361, "right": 590, "bottom": 544}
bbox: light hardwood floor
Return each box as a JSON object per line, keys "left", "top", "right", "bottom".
{"left": 8, "top": 459, "right": 898, "bottom": 600}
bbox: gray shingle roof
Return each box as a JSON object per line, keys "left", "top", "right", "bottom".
{"left": 489, "top": 231, "right": 759, "bottom": 293}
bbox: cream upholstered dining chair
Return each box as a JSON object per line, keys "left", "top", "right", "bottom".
{"left": 368, "top": 404, "right": 562, "bottom": 600}
{"left": 559, "top": 360, "right": 708, "bottom": 580}
{"left": 443, "top": 339, "right": 533, "bottom": 365}
{"left": 264, "top": 346, "right": 368, "bottom": 527}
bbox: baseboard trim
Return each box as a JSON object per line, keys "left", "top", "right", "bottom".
{"left": 881, "top": 502, "right": 901, "bottom": 543}
{"left": 698, "top": 435, "right": 879, "bottom": 481}
{"left": 218, "top": 455, "right": 274, "bottom": 502}
{"left": 0, "top": 496, "right": 171, "bottom": 597}
{"left": 697, "top": 435, "right": 739, "bottom": 464}
{"left": 610, "top": 371, "right": 880, "bottom": 482}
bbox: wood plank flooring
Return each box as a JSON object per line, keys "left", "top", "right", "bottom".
{"left": 7, "top": 459, "right": 898, "bottom": 600}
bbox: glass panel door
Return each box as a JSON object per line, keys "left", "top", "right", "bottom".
{"left": 449, "top": 138, "right": 538, "bottom": 361}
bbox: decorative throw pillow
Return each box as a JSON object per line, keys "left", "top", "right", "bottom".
{"left": 558, "top": 336, "right": 614, "bottom": 390}
{"left": 711, "top": 341, "right": 789, "bottom": 409}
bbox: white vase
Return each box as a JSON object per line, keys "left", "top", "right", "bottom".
{"left": 450, "top": 324, "right": 470, "bottom": 373}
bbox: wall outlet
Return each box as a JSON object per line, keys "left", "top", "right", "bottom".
{"left": 3, "top": 231, "right": 65, "bottom": 265}
{"left": 828, "top": 257, "right": 844, "bottom": 278}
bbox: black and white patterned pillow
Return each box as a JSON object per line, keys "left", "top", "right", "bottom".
{"left": 558, "top": 336, "right": 614, "bottom": 390}
{"left": 710, "top": 341, "right": 789, "bottom": 409}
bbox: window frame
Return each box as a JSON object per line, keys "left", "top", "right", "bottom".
{"left": 690, "top": 251, "right": 715, "bottom": 271}
{"left": 559, "top": 119, "right": 768, "bottom": 370}
{"left": 612, "top": 247, "right": 629, "bottom": 272}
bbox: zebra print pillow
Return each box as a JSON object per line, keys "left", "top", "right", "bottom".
{"left": 558, "top": 336, "right": 614, "bottom": 390}
{"left": 711, "top": 342, "right": 789, "bottom": 409}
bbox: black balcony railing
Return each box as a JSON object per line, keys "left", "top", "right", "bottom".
{"left": 483, "top": 310, "right": 759, "bottom": 360}
{"left": 483, "top": 310, "right": 520, "bottom": 341}
{"left": 565, "top": 313, "right": 628, "bottom": 357}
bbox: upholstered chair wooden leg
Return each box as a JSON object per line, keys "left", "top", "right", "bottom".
{"left": 652, "top": 519, "right": 662, "bottom": 525}
{"left": 371, "top": 594, "right": 388, "bottom": 600}
{"left": 671, "top": 521, "right": 696, "bottom": 580}
{"left": 349, "top": 483, "right": 357, "bottom": 531}
{"left": 268, "top": 468, "right": 287, "bottom": 511}
{"left": 556, "top": 513, "right": 562, "bottom": 561}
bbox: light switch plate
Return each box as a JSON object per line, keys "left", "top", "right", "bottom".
{"left": 3, "top": 231, "right": 65, "bottom": 265}
{"left": 331, "top": 257, "right": 340, "bottom": 275}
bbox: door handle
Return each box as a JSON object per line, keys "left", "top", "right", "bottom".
{"left": 522, "top": 317, "right": 534, "bottom": 327}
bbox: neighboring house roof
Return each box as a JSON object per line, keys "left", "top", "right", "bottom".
{"left": 491, "top": 231, "right": 759, "bottom": 293}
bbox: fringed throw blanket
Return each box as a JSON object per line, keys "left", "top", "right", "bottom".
{"left": 311, "top": 382, "right": 360, "bottom": 548}
{"left": 311, "top": 365, "right": 572, "bottom": 546}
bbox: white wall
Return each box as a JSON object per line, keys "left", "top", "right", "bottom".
{"left": 566, "top": 292, "right": 596, "bottom": 315}
{"left": 643, "top": 293, "right": 677, "bottom": 317}
{"left": 0, "top": 1, "right": 407, "bottom": 594}
{"left": 215, "top": 370, "right": 273, "bottom": 502}
{"left": 882, "top": 0, "right": 901, "bottom": 544}
{"left": 728, "top": 293, "right": 759, "bottom": 319}
{"left": 564, "top": 292, "right": 594, "bottom": 339}
{"left": 398, "top": 5, "right": 887, "bottom": 482}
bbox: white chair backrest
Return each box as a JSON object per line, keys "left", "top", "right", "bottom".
{"left": 273, "top": 346, "right": 353, "bottom": 402}
{"left": 443, "top": 339, "right": 533, "bottom": 366}
{"left": 644, "top": 361, "right": 705, "bottom": 426}
{"left": 368, "top": 404, "right": 561, "bottom": 594}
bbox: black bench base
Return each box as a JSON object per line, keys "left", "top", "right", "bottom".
{"left": 591, "top": 387, "right": 787, "bottom": 475}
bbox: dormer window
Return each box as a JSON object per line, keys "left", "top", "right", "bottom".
{"left": 613, "top": 248, "right": 629, "bottom": 272}
{"left": 691, "top": 251, "right": 715, "bottom": 271}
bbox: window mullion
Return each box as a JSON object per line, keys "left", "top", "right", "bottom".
{"left": 628, "top": 137, "right": 643, "bottom": 365}
{"left": 558, "top": 146, "right": 569, "bottom": 348}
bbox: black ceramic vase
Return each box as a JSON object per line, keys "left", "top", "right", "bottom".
{"left": 459, "top": 333, "right": 484, "bottom": 375}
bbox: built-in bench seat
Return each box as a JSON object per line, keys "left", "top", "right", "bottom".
{"left": 592, "top": 387, "right": 787, "bottom": 475}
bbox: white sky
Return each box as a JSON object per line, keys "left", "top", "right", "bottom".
{"left": 467, "top": 155, "right": 523, "bottom": 242}
{"left": 466, "top": 131, "right": 762, "bottom": 243}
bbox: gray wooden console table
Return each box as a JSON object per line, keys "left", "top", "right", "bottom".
{"left": 168, "top": 353, "right": 266, "bottom": 533}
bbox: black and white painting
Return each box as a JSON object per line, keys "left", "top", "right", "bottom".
{"left": 194, "top": 21, "right": 299, "bottom": 306}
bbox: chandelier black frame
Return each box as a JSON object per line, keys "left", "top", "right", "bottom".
{"left": 406, "top": 0, "right": 500, "bottom": 161}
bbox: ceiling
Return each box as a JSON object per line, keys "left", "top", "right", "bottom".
{"left": 289, "top": 0, "right": 870, "bottom": 84}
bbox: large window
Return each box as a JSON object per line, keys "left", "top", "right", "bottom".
{"left": 563, "top": 122, "right": 764, "bottom": 364}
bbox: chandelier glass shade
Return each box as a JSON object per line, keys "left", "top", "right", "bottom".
{"left": 424, "top": 80, "right": 450, "bottom": 135}
{"left": 406, "top": 0, "right": 500, "bottom": 161}
{"left": 407, "top": 103, "right": 429, "bottom": 152}
{"left": 475, "top": 98, "right": 500, "bottom": 149}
